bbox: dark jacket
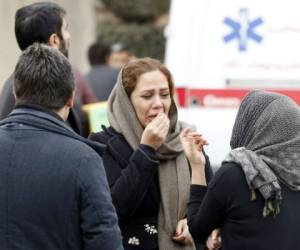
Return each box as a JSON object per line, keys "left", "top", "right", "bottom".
{"left": 74, "top": 69, "right": 97, "bottom": 105}
{"left": 90, "top": 126, "right": 213, "bottom": 250}
{"left": 85, "top": 65, "right": 119, "bottom": 102}
{"left": 0, "top": 106, "right": 123, "bottom": 250}
{"left": 188, "top": 162, "right": 300, "bottom": 250}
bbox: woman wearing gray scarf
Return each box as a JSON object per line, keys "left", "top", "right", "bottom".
{"left": 89, "top": 58, "right": 213, "bottom": 249}
{"left": 184, "top": 90, "right": 300, "bottom": 250}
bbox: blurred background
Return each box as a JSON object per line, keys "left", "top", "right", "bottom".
{"left": 2, "top": 0, "right": 300, "bottom": 168}
{"left": 0, "top": 0, "right": 169, "bottom": 86}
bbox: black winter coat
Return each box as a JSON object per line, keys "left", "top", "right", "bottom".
{"left": 188, "top": 162, "right": 300, "bottom": 250}
{"left": 90, "top": 126, "right": 213, "bottom": 250}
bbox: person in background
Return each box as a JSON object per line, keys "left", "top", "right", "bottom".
{"left": 183, "top": 90, "right": 300, "bottom": 250}
{"left": 0, "top": 42, "right": 123, "bottom": 250}
{"left": 73, "top": 69, "right": 97, "bottom": 136}
{"left": 85, "top": 40, "right": 119, "bottom": 101}
{"left": 89, "top": 57, "right": 213, "bottom": 250}
{"left": 107, "top": 42, "right": 131, "bottom": 69}
{"left": 0, "top": 2, "right": 95, "bottom": 136}
{"left": 74, "top": 69, "right": 97, "bottom": 105}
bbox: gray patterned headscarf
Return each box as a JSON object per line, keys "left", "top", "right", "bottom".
{"left": 223, "top": 90, "right": 300, "bottom": 217}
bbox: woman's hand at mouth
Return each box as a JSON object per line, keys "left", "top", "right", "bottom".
{"left": 141, "top": 113, "right": 170, "bottom": 150}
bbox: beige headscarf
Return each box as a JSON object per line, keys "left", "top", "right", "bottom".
{"left": 107, "top": 71, "right": 195, "bottom": 250}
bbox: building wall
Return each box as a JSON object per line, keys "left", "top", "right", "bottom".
{"left": 0, "top": 0, "right": 96, "bottom": 90}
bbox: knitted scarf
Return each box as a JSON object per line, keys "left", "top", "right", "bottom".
{"left": 107, "top": 71, "right": 195, "bottom": 249}
{"left": 223, "top": 90, "right": 300, "bottom": 217}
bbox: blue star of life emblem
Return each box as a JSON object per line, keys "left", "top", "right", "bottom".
{"left": 223, "top": 8, "right": 263, "bottom": 51}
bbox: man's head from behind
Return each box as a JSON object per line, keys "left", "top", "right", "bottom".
{"left": 88, "top": 41, "right": 111, "bottom": 66}
{"left": 14, "top": 43, "right": 75, "bottom": 116}
{"left": 15, "top": 2, "right": 70, "bottom": 57}
{"left": 108, "top": 43, "right": 131, "bottom": 68}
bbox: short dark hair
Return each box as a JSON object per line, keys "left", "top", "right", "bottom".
{"left": 15, "top": 2, "right": 66, "bottom": 51}
{"left": 88, "top": 41, "right": 111, "bottom": 66}
{"left": 14, "top": 43, "right": 75, "bottom": 110}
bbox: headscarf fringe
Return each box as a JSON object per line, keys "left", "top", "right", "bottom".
{"left": 262, "top": 199, "right": 280, "bottom": 218}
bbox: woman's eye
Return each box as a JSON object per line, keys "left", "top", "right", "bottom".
{"left": 141, "top": 95, "right": 151, "bottom": 99}
{"left": 161, "top": 93, "right": 170, "bottom": 98}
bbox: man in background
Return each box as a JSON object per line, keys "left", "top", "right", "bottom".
{"left": 0, "top": 2, "right": 96, "bottom": 135}
{"left": 85, "top": 40, "right": 119, "bottom": 101}
{"left": 107, "top": 42, "right": 131, "bottom": 69}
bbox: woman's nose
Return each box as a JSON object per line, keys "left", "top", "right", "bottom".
{"left": 152, "top": 95, "right": 163, "bottom": 108}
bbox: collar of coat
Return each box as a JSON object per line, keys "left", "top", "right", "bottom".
{"left": 0, "top": 106, "right": 105, "bottom": 156}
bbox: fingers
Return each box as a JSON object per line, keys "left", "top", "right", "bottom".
{"left": 172, "top": 219, "right": 193, "bottom": 245}
{"left": 186, "top": 132, "right": 202, "bottom": 137}
{"left": 172, "top": 229, "right": 190, "bottom": 244}
{"left": 195, "top": 138, "right": 208, "bottom": 152}
{"left": 182, "top": 132, "right": 208, "bottom": 151}
{"left": 141, "top": 113, "right": 170, "bottom": 149}
{"left": 150, "top": 113, "right": 168, "bottom": 127}
{"left": 156, "top": 115, "right": 170, "bottom": 132}
{"left": 187, "top": 133, "right": 208, "bottom": 144}
{"left": 149, "top": 113, "right": 170, "bottom": 135}
{"left": 172, "top": 234, "right": 186, "bottom": 244}
{"left": 154, "top": 115, "right": 170, "bottom": 141}
{"left": 180, "top": 127, "right": 191, "bottom": 139}
{"left": 211, "top": 229, "right": 219, "bottom": 240}
{"left": 206, "top": 229, "right": 222, "bottom": 250}
{"left": 192, "top": 136, "right": 209, "bottom": 148}
{"left": 180, "top": 129, "right": 208, "bottom": 145}
{"left": 174, "top": 219, "right": 185, "bottom": 236}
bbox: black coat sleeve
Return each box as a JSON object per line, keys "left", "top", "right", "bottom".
{"left": 204, "top": 152, "right": 214, "bottom": 182}
{"left": 77, "top": 154, "right": 124, "bottom": 250}
{"left": 101, "top": 143, "right": 160, "bottom": 218}
{"left": 187, "top": 164, "right": 229, "bottom": 244}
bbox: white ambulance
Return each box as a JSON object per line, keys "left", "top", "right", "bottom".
{"left": 165, "top": 0, "right": 300, "bottom": 167}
